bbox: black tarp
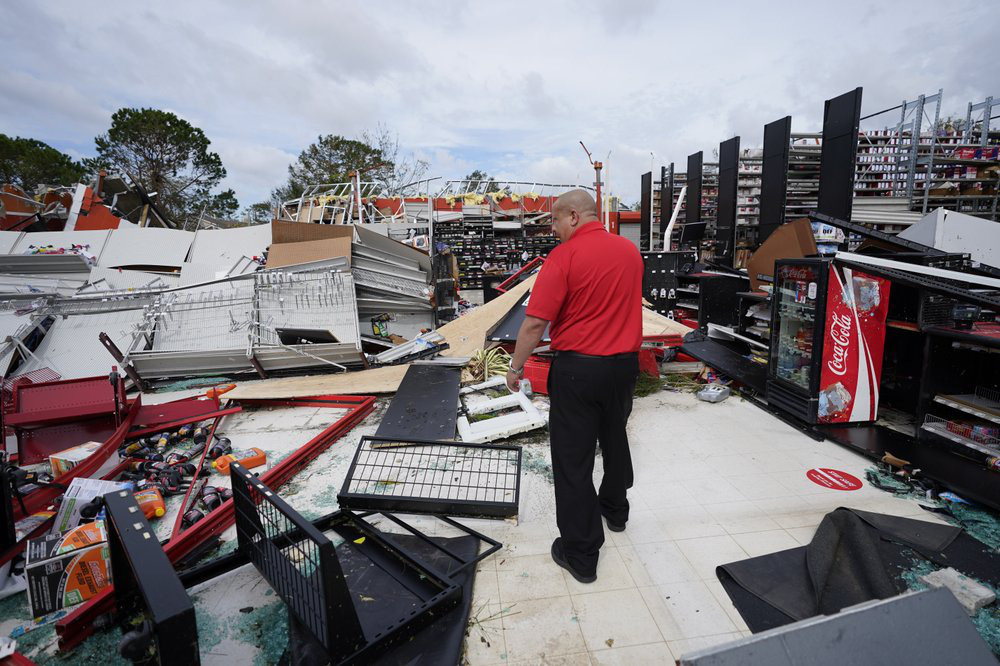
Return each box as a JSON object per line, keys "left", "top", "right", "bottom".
{"left": 717, "top": 508, "right": 1000, "bottom": 633}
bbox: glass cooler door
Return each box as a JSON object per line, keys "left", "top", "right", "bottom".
{"left": 770, "top": 262, "right": 823, "bottom": 393}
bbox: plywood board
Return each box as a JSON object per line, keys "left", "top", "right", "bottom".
{"left": 746, "top": 218, "right": 817, "bottom": 292}
{"left": 642, "top": 307, "right": 693, "bottom": 337}
{"left": 437, "top": 276, "right": 536, "bottom": 358}
{"left": 227, "top": 365, "right": 408, "bottom": 399}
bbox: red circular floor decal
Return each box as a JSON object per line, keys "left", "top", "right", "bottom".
{"left": 806, "top": 468, "right": 862, "bottom": 491}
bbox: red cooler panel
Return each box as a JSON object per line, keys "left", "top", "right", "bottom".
{"left": 818, "top": 265, "right": 890, "bottom": 423}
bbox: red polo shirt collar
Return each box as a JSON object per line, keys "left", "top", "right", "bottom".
{"left": 568, "top": 220, "right": 604, "bottom": 241}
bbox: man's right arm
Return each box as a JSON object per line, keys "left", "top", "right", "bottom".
{"left": 506, "top": 315, "right": 548, "bottom": 391}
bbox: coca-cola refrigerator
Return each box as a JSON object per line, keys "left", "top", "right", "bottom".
{"left": 766, "top": 258, "right": 891, "bottom": 424}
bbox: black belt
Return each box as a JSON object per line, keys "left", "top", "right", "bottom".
{"left": 554, "top": 351, "right": 637, "bottom": 360}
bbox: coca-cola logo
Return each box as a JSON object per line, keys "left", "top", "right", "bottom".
{"left": 827, "top": 312, "right": 852, "bottom": 376}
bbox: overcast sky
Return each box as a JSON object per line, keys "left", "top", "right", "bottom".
{"left": 1, "top": 1, "right": 995, "bottom": 208}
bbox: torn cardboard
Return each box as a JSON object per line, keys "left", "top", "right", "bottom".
{"left": 746, "top": 217, "right": 818, "bottom": 292}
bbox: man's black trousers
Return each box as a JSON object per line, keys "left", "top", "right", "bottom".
{"left": 548, "top": 351, "right": 639, "bottom": 576}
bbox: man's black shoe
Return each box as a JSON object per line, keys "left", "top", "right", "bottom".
{"left": 604, "top": 516, "right": 626, "bottom": 533}
{"left": 551, "top": 538, "right": 596, "bottom": 584}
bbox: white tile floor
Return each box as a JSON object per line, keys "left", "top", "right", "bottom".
{"left": 461, "top": 389, "right": 949, "bottom": 665}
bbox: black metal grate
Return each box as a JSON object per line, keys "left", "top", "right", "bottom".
{"left": 230, "top": 462, "right": 481, "bottom": 664}
{"left": 338, "top": 436, "right": 521, "bottom": 518}
{"left": 231, "top": 463, "right": 363, "bottom": 658}
{"left": 919, "top": 293, "right": 957, "bottom": 327}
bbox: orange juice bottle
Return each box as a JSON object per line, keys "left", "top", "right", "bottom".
{"left": 133, "top": 487, "right": 166, "bottom": 519}
{"left": 211, "top": 448, "right": 266, "bottom": 475}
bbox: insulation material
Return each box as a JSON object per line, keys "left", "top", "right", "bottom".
{"left": 0, "top": 231, "right": 21, "bottom": 254}
{"left": 178, "top": 261, "right": 225, "bottom": 286}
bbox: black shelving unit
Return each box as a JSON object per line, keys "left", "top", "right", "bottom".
{"left": 736, "top": 291, "right": 771, "bottom": 347}
{"left": 914, "top": 328, "right": 1000, "bottom": 506}
{"left": 641, "top": 250, "right": 697, "bottom": 315}
{"left": 697, "top": 273, "right": 751, "bottom": 331}
{"left": 105, "top": 489, "right": 200, "bottom": 665}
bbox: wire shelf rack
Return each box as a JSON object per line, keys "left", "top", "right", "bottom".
{"left": 338, "top": 436, "right": 521, "bottom": 518}
{"left": 922, "top": 414, "right": 1000, "bottom": 457}
{"left": 231, "top": 461, "right": 468, "bottom": 664}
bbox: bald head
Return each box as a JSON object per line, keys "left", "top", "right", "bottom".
{"left": 553, "top": 189, "right": 597, "bottom": 219}
{"left": 551, "top": 189, "right": 599, "bottom": 242}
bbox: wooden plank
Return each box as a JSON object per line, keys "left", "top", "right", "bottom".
{"left": 436, "top": 275, "right": 537, "bottom": 357}
{"left": 642, "top": 307, "right": 693, "bottom": 337}
{"left": 226, "top": 365, "right": 408, "bottom": 399}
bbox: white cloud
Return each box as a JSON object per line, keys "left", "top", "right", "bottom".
{"left": 0, "top": 0, "right": 994, "bottom": 207}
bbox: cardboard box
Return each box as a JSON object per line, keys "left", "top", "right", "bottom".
{"left": 25, "top": 522, "right": 111, "bottom": 618}
{"left": 51, "top": 478, "right": 131, "bottom": 534}
{"left": 747, "top": 218, "right": 818, "bottom": 292}
{"left": 49, "top": 440, "right": 103, "bottom": 478}
{"left": 27, "top": 521, "right": 107, "bottom": 561}
{"left": 268, "top": 220, "right": 354, "bottom": 269}
{"left": 271, "top": 219, "right": 354, "bottom": 244}
{"left": 266, "top": 238, "right": 352, "bottom": 269}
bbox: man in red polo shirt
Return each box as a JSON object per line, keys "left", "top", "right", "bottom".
{"left": 505, "top": 189, "right": 642, "bottom": 583}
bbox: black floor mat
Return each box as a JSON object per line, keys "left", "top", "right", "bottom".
{"left": 717, "top": 507, "right": 1000, "bottom": 634}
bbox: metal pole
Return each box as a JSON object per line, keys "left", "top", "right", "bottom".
{"left": 921, "top": 89, "right": 943, "bottom": 214}
{"left": 594, "top": 161, "right": 604, "bottom": 225}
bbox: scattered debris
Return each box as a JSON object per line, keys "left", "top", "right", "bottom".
{"left": 457, "top": 377, "right": 547, "bottom": 443}
{"left": 696, "top": 383, "right": 731, "bottom": 403}
{"left": 920, "top": 567, "right": 996, "bottom": 616}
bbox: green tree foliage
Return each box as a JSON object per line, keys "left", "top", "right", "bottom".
{"left": 244, "top": 202, "right": 274, "bottom": 224}
{"left": 0, "top": 134, "right": 87, "bottom": 191}
{"left": 273, "top": 126, "right": 428, "bottom": 202}
{"left": 86, "top": 108, "right": 238, "bottom": 228}
{"left": 273, "top": 135, "right": 385, "bottom": 202}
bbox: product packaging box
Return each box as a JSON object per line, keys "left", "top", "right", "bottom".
{"left": 48, "top": 441, "right": 103, "bottom": 478}
{"left": 25, "top": 522, "right": 112, "bottom": 618}
{"left": 51, "top": 478, "right": 130, "bottom": 534}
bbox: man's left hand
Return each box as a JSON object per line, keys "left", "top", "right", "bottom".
{"left": 505, "top": 369, "right": 521, "bottom": 393}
